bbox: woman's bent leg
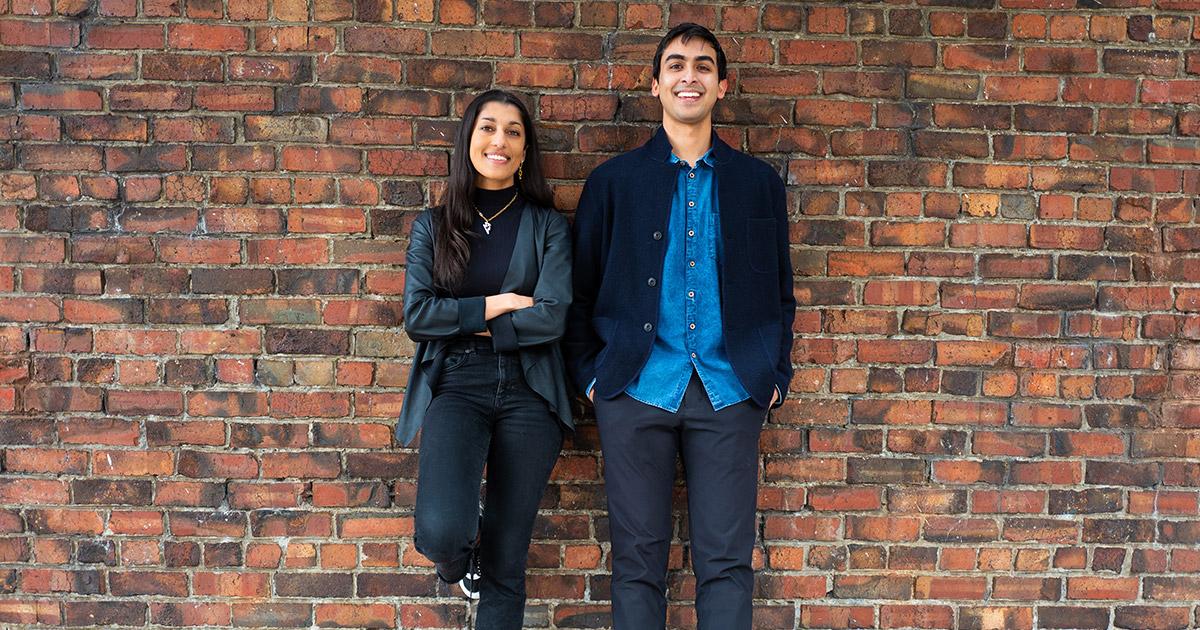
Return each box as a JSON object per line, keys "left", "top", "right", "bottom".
{"left": 413, "top": 383, "right": 492, "bottom": 582}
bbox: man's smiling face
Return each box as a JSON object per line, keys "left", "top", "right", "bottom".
{"left": 652, "top": 35, "right": 728, "bottom": 128}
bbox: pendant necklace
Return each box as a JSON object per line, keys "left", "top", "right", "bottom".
{"left": 474, "top": 190, "right": 519, "bottom": 235}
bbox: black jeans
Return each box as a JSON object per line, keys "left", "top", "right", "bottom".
{"left": 595, "top": 373, "right": 766, "bottom": 630}
{"left": 414, "top": 338, "right": 563, "bottom": 630}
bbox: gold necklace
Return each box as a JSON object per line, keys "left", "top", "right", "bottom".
{"left": 474, "top": 190, "right": 519, "bottom": 235}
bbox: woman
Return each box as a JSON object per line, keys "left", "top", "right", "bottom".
{"left": 397, "top": 89, "right": 573, "bottom": 629}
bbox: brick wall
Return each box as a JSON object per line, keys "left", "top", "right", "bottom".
{"left": 2, "top": 0, "right": 1200, "bottom": 628}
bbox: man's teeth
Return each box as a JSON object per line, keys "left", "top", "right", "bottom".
{"left": 678, "top": 91, "right": 700, "bottom": 98}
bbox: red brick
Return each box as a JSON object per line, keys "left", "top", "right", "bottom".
{"left": 110, "top": 85, "right": 192, "bottom": 111}
{"left": 794, "top": 99, "right": 872, "bottom": 127}
{"left": 195, "top": 86, "right": 274, "bottom": 112}
{"left": 344, "top": 26, "right": 425, "bottom": 52}
{"left": 944, "top": 44, "right": 1019, "bottom": 71}
{"left": 1067, "top": 577, "right": 1139, "bottom": 601}
{"left": 1024, "top": 46, "right": 1098, "bottom": 73}
{"left": 495, "top": 63, "right": 574, "bottom": 88}
{"left": 55, "top": 52, "right": 134, "bottom": 80}
{"left": 520, "top": 31, "right": 602, "bottom": 59}
{"left": 788, "top": 159, "right": 864, "bottom": 186}
{"left": 825, "top": 71, "right": 902, "bottom": 99}
{"left": 540, "top": 94, "right": 618, "bottom": 121}
{"left": 86, "top": 23, "right": 163, "bottom": 49}
{"left": 0, "top": 237, "right": 65, "bottom": 264}
{"left": 431, "top": 30, "right": 514, "bottom": 56}
{"left": 254, "top": 26, "right": 335, "bottom": 52}
{"left": 781, "top": 40, "right": 856, "bottom": 66}
{"left": 280, "top": 146, "right": 361, "bottom": 173}
{"left": 168, "top": 24, "right": 248, "bottom": 51}
{"left": 20, "top": 86, "right": 102, "bottom": 111}
{"left": 1063, "top": 77, "right": 1137, "bottom": 103}
{"left": 863, "top": 40, "right": 936, "bottom": 67}
{"left": 0, "top": 20, "right": 79, "bottom": 46}
{"left": 983, "top": 76, "right": 1059, "bottom": 102}
{"left": 366, "top": 149, "right": 447, "bottom": 176}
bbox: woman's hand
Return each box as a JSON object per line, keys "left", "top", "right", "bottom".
{"left": 484, "top": 293, "right": 534, "bottom": 320}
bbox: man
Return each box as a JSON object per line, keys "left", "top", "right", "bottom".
{"left": 565, "top": 23, "right": 796, "bottom": 630}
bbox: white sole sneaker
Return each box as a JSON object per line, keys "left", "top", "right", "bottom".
{"left": 458, "top": 566, "right": 480, "bottom": 600}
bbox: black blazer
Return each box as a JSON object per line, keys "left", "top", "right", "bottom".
{"left": 565, "top": 128, "right": 796, "bottom": 408}
{"left": 396, "top": 203, "right": 574, "bottom": 445}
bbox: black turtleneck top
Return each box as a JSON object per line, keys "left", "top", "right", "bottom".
{"left": 456, "top": 185, "right": 523, "bottom": 297}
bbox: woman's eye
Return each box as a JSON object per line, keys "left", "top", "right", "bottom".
{"left": 480, "top": 125, "right": 494, "bottom": 132}
{"left": 507, "top": 130, "right": 521, "bottom": 137}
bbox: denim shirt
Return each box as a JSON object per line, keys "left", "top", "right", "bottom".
{"left": 622, "top": 149, "right": 750, "bottom": 412}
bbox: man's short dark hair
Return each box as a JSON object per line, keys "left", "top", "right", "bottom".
{"left": 652, "top": 22, "right": 727, "bottom": 81}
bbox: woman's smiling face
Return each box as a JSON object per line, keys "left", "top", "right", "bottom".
{"left": 469, "top": 101, "right": 527, "bottom": 190}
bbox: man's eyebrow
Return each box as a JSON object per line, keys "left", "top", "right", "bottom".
{"left": 665, "top": 53, "right": 716, "bottom": 64}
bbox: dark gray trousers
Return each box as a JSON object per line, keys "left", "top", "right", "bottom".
{"left": 595, "top": 373, "right": 766, "bottom": 630}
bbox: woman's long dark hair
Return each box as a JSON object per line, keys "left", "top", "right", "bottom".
{"left": 432, "top": 90, "right": 556, "bottom": 291}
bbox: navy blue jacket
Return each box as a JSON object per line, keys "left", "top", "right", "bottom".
{"left": 565, "top": 128, "right": 796, "bottom": 409}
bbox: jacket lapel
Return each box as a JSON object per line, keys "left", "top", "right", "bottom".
{"left": 715, "top": 158, "right": 739, "bottom": 260}
{"left": 642, "top": 128, "right": 681, "bottom": 244}
{"left": 499, "top": 203, "right": 535, "bottom": 292}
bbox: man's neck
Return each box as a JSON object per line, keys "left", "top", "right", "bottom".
{"left": 663, "top": 118, "right": 712, "bottom": 166}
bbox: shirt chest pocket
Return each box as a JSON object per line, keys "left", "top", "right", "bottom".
{"left": 746, "top": 218, "right": 777, "bottom": 274}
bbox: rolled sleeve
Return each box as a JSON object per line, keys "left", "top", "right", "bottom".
{"left": 456, "top": 295, "right": 487, "bottom": 334}
{"left": 488, "top": 312, "right": 519, "bottom": 352}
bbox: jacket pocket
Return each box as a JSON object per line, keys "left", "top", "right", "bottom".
{"left": 747, "top": 218, "right": 777, "bottom": 274}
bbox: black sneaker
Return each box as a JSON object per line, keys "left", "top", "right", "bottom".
{"left": 458, "top": 498, "right": 484, "bottom": 600}
{"left": 458, "top": 546, "right": 480, "bottom": 600}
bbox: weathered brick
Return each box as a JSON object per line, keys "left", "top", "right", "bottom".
{"left": 110, "top": 85, "right": 191, "bottom": 111}
{"left": 0, "top": 7, "right": 1196, "bottom": 622}
{"left": 143, "top": 53, "right": 222, "bottom": 82}
{"left": 167, "top": 24, "right": 247, "bottom": 51}
{"left": 195, "top": 86, "right": 274, "bottom": 112}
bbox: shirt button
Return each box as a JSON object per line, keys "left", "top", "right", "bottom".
{"left": 689, "top": 261, "right": 696, "bottom": 267}
{"left": 688, "top": 201, "right": 695, "bottom": 207}
{"left": 647, "top": 277, "right": 657, "bottom": 287}
{"left": 688, "top": 291, "right": 695, "bottom": 298}
{"left": 691, "top": 352, "right": 697, "bottom": 358}
{"left": 689, "top": 323, "right": 696, "bottom": 330}
{"left": 643, "top": 322, "right": 653, "bottom": 332}
{"left": 688, "top": 172, "right": 695, "bottom": 179}
{"left": 688, "top": 230, "right": 695, "bottom": 237}
{"left": 652, "top": 231, "right": 662, "bottom": 240}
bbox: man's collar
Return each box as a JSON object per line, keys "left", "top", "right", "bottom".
{"left": 647, "top": 126, "right": 731, "bottom": 165}
{"left": 669, "top": 149, "right": 715, "bottom": 168}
